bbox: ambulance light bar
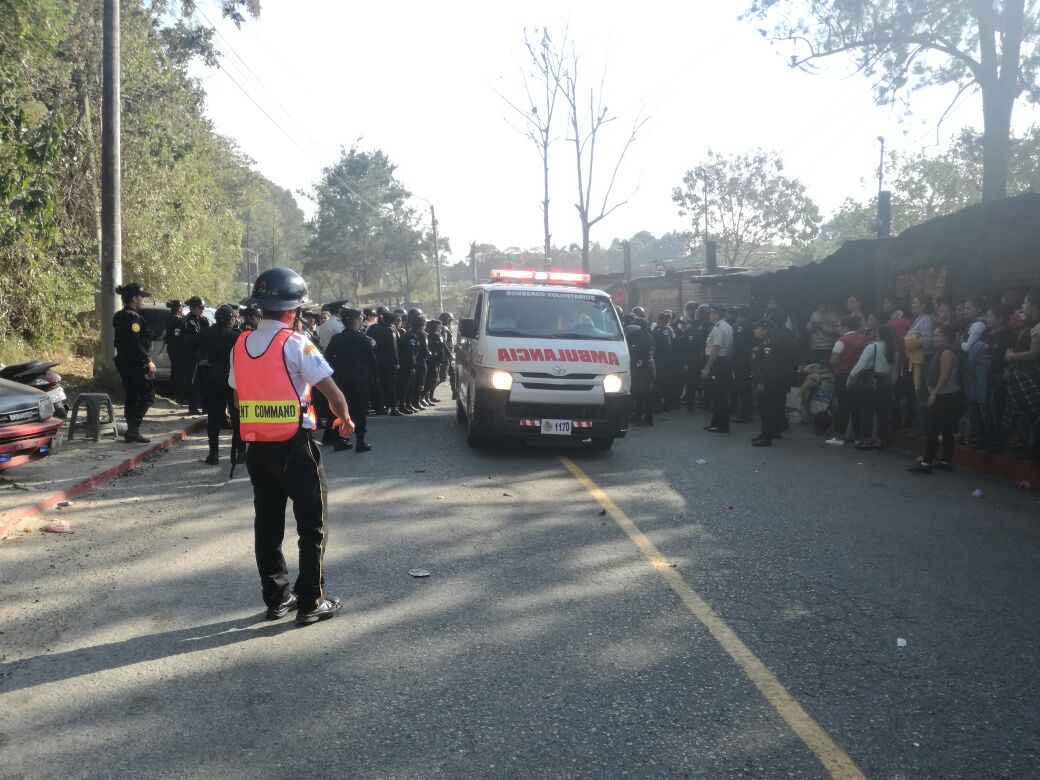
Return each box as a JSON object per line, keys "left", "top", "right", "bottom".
{"left": 489, "top": 269, "right": 591, "bottom": 285}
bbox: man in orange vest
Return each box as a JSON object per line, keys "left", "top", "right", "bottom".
{"left": 229, "top": 267, "right": 355, "bottom": 625}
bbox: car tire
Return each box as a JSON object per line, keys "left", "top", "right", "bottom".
{"left": 466, "top": 402, "right": 486, "bottom": 448}
{"left": 456, "top": 396, "right": 467, "bottom": 423}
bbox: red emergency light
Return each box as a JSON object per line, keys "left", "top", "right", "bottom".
{"left": 489, "top": 269, "right": 591, "bottom": 285}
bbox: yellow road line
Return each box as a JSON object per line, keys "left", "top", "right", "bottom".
{"left": 559, "top": 456, "right": 866, "bottom": 780}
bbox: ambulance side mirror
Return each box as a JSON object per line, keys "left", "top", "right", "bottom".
{"left": 459, "top": 318, "right": 478, "bottom": 339}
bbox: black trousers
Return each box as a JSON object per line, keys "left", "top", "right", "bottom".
{"left": 732, "top": 360, "right": 754, "bottom": 421}
{"left": 190, "top": 364, "right": 208, "bottom": 411}
{"left": 169, "top": 354, "right": 191, "bottom": 403}
{"left": 205, "top": 375, "right": 237, "bottom": 443}
{"left": 118, "top": 363, "right": 155, "bottom": 428}
{"left": 682, "top": 359, "right": 702, "bottom": 409}
{"left": 410, "top": 364, "right": 427, "bottom": 406}
{"left": 856, "top": 379, "right": 892, "bottom": 443}
{"left": 757, "top": 387, "right": 785, "bottom": 440}
{"left": 631, "top": 365, "right": 654, "bottom": 423}
{"left": 924, "top": 392, "right": 963, "bottom": 464}
{"left": 379, "top": 365, "right": 398, "bottom": 411}
{"left": 708, "top": 358, "right": 732, "bottom": 430}
{"left": 833, "top": 374, "right": 862, "bottom": 440}
{"left": 344, "top": 384, "right": 368, "bottom": 439}
{"left": 246, "top": 432, "right": 328, "bottom": 611}
{"left": 396, "top": 367, "right": 414, "bottom": 408}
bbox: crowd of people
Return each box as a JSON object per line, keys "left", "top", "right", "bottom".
{"left": 619, "top": 288, "right": 1040, "bottom": 471}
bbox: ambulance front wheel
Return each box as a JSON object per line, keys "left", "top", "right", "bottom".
{"left": 589, "top": 437, "right": 615, "bottom": 451}
{"left": 466, "top": 404, "right": 488, "bottom": 447}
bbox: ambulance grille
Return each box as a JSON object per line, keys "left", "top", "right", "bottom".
{"left": 506, "top": 402, "right": 605, "bottom": 420}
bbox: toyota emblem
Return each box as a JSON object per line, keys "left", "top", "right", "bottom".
{"left": 551, "top": 365, "right": 567, "bottom": 376}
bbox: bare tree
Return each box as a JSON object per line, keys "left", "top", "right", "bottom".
{"left": 563, "top": 51, "right": 648, "bottom": 273}
{"left": 498, "top": 28, "right": 567, "bottom": 268}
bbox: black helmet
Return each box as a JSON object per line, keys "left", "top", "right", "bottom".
{"left": 249, "top": 267, "right": 309, "bottom": 311}
{"left": 185, "top": 295, "right": 206, "bottom": 308}
{"left": 166, "top": 299, "right": 182, "bottom": 311}
{"left": 215, "top": 304, "right": 236, "bottom": 325}
{"left": 438, "top": 312, "right": 454, "bottom": 324}
{"left": 406, "top": 307, "right": 424, "bottom": 323}
{"left": 376, "top": 305, "right": 390, "bottom": 315}
{"left": 631, "top": 306, "right": 646, "bottom": 318}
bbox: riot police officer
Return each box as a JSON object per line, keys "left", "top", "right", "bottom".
{"left": 424, "top": 319, "right": 445, "bottom": 404}
{"left": 627, "top": 323, "right": 655, "bottom": 426}
{"left": 200, "top": 304, "right": 241, "bottom": 465}
{"left": 183, "top": 295, "right": 210, "bottom": 414}
{"left": 751, "top": 318, "right": 786, "bottom": 447}
{"left": 651, "top": 312, "right": 676, "bottom": 412}
{"left": 438, "top": 312, "right": 457, "bottom": 400}
{"left": 230, "top": 267, "right": 354, "bottom": 625}
{"left": 325, "top": 308, "right": 378, "bottom": 452}
{"left": 370, "top": 312, "right": 401, "bottom": 415}
{"left": 113, "top": 284, "right": 156, "bottom": 443}
{"left": 163, "top": 300, "right": 188, "bottom": 403}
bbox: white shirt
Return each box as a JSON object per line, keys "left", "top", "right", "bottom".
{"left": 705, "top": 319, "right": 733, "bottom": 357}
{"left": 228, "top": 320, "right": 334, "bottom": 430}
{"left": 961, "top": 319, "right": 986, "bottom": 352}
{"left": 317, "top": 316, "right": 344, "bottom": 347}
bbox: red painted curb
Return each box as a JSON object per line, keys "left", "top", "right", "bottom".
{"left": 0, "top": 418, "right": 207, "bottom": 540}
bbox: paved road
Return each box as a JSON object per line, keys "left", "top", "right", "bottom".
{"left": 2, "top": 403, "right": 1039, "bottom": 779}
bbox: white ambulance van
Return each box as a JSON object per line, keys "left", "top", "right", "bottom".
{"left": 455, "top": 269, "right": 630, "bottom": 450}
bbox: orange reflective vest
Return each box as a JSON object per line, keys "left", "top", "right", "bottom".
{"left": 234, "top": 328, "right": 315, "bottom": 443}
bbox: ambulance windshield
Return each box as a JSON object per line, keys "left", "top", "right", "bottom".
{"left": 486, "top": 289, "right": 623, "bottom": 340}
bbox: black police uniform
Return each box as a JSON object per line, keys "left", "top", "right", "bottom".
{"left": 397, "top": 326, "right": 419, "bottom": 412}
{"left": 425, "top": 328, "right": 444, "bottom": 402}
{"left": 370, "top": 318, "right": 400, "bottom": 414}
{"left": 410, "top": 327, "right": 430, "bottom": 408}
{"left": 113, "top": 305, "right": 155, "bottom": 440}
{"left": 200, "top": 322, "right": 240, "bottom": 462}
{"left": 627, "top": 325, "right": 655, "bottom": 425}
{"left": 651, "top": 322, "right": 676, "bottom": 412}
{"left": 731, "top": 319, "right": 755, "bottom": 423}
{"left": 325, "top": 326, "right": 378, "bottom": 451}
{"left": 676, "top": 320, "right": 710, "bottom": 410}
{"left": 441, "top": 325, "right": 457, "bottom": 399}
{"left": 163, "top": 311, "right": 189, "bottom": 403}
{"left": 751, "top": 332, "right": 787, "bottom": 444}
{"left": 183, "top": 312, "right": 210, "bottom": 413}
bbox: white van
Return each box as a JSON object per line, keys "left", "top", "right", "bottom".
{"left": 455, "top": 270, "right": 630, "bottom": 450}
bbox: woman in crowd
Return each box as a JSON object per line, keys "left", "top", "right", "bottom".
{"left": 908, "top": 324, "right": 963, "bottom": 474}
{"left": 849, "top": 323, "right": 895, "bottom": 449}
{"left": 960, "top": 297, "right": 989, "bottom": 448}
{"left": 826, "top": 315, "right": 867, "bottom": 445}
{"left": 993, "top": 291, "right": 1040, "bottom": 464}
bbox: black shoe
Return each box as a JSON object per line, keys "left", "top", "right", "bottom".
{"left": 204, "top": 452, "right": 219, "bottom": 465}
{"left": 389, "top": 409, "right": 403, "bottom": 417}
{"left": 355, "top": 443, "right": 372, "bottom": 453}
{"left": 430, "top": 397, "right": 440, "bottom": 403}
{"left": 333, "top": 439, "right": 353, "bottom": 451}
{"left": 752, "top": 438, "right": 772, "bottom": 447}
{"left": 704, "top": 426, "right": 729, "bottom": 433}
{"left": 266, "top": 592, "right": 298, "bottom": 620}
{"left": 401, "top": 407, "right": 415, "bottom": 415}
{"left": 933, "top": 461, "right": 953, "bottom": 472}
{"left": 907, "top": 463, "right": 932, "bottom": 474}
{"left": 296, "top": 596, "right": 342, "bottom": 625}
{"left": 124, "top": 430, "right": 150, "bottom": 444}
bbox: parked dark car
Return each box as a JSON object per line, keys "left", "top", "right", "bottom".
{"left": 0, "top": 377, "right": 63, "bottom": 471}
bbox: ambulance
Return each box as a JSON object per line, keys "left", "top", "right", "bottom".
{"left": 455, "top": 269, "right": 630, "bottom": 449}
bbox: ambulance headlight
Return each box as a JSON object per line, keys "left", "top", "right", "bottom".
{"left": 490, "top": 370, "right": 513, "bottom": 391}
{"left": 603, "top": 373, "right": 623, "bottom": 393}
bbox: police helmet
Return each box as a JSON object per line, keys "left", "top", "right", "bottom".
{"left": 248, "top": 267, "right": 310, "bottom": 311}
{"left": 406, "top": 307, "right": 424, "bottom": 321}
{"left": 166, "top": 299, "right": 182, "bottom": 312}
{"left": 215, "top": 304, "right": 236, "bottom": 325}
{"left": 631, "top": 306, "right": 646, "bottom": 318}
{"left": 185, "top": 295, "right": 206, "bottom": 309}
{"left": 376, "top": 305, "right": 390, "bottom": 315}
{"left": 438, "top": 312, "right": 454, "bottom": 324}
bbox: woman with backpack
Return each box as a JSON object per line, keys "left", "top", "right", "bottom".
{"left": 848, "top": 323, "right": 896, "bottom": 450}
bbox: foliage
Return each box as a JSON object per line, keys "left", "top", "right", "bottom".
{"left": 822, "top": 125, "right": 1040, "bottom": 243}
{"left": 746, "top": 0, "right": 1040, "bottom": 200}
{"left": 0, "top": 0, "right": 303, "bottom": 346}
{"left": 305, "top": 146, "right": 447, "bottom": 305}
{"left": 672, "top": 149, "right": 821, "bottom": 268}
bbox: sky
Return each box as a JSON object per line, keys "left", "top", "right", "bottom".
{"left": 190, "top": 0, "right": 1039, "bottom": 264}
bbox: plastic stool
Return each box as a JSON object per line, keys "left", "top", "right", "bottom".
{"left": 68, "top": 393, "right": 119, "bottom": 442}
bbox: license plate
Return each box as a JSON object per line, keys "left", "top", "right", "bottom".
{"left": 541, "top": 419, "right": 571, "bottom": 436}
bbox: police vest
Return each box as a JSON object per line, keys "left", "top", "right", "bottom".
{"left": 234, "top": 328, "right": 315, "bottom": 442}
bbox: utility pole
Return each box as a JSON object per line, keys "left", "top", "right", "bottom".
{"left": 98, "top": 0, "right": 122, "bottom": 374}
{"left": 469, "top": 241, "right": 478, "bottom": 283}
{"left": 876, "top": 136, "right": 886, "bottom": 196}
{"left": 430, "top": 205, "right": 443, "bottom": 314}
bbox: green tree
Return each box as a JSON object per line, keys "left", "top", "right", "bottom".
{"left": 746, "top": 0, "right": 1040, "bottom": 201}
{"left": 672, "top": 150, "right": 821, "bottom": 268}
